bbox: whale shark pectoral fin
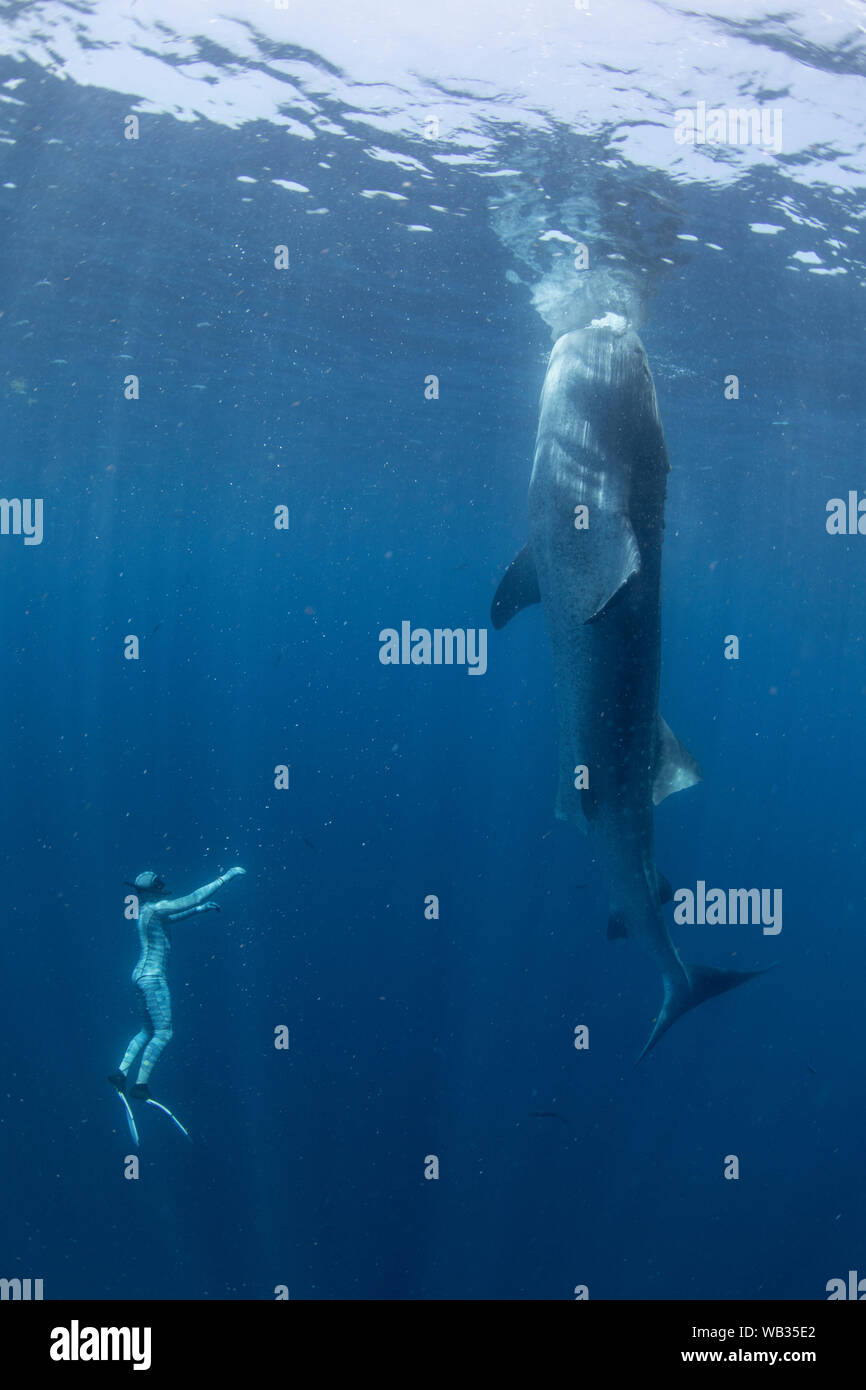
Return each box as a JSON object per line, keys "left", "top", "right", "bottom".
{"left": 491, "top": 543, "right": 541, "bottom": 629}
{"left": 580, "top": 513, "right": 641, "bottom": 624}
{"left": 637, "top": 962, "right": 773, "bottom": 1063}
{"left": 652, "top": 714, "right": 703, "bottom": 805}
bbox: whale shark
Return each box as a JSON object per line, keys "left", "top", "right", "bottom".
{"left": 492, "top": 319, "right": 766, "bottom": 1058}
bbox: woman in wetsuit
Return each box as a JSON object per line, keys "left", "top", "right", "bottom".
{"left": 109, "top": 866, "right": 246, "bottom": 1101}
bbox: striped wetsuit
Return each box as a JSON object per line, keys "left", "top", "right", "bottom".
{"left": 118, "top": 874, "right": 234, "bottom": 1087}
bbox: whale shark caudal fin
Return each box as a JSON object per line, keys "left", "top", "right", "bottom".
{"left": 652, "top": 714, "right": 702, "bottom": 804}
{"left": 491, "top": 544, "right": 541, "bottom": 629}
{"left": 637, "top": 963, "right": 773, "bottom": 1063}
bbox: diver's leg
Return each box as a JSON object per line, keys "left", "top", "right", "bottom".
{"left": 117, "top": 1029, "right": 150, "bottom": 1076}
{"left": 109, "top": 986, "right": 152, "bottom": 1091}
{"left": 131, "top": 979, "right": 173, "bottom": 1095}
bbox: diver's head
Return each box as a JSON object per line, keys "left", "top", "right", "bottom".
{"left": 125, "top": 870, "right": 167, "bottom": 898}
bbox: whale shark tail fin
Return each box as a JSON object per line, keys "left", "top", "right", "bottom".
{"left": 637, "top": 962, "right": 772, "bottom": 1063}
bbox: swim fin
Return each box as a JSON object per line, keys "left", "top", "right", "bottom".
{"left": 146, "top": 1096, "right": 191, "bottom": 1141}
{"left": 118, "top": 1092, "right": 140, "bottom": 1146}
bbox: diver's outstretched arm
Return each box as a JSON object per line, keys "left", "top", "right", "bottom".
{"left": 155, "top": 866, "right": 245, "bottom": 915}
{"left": 164, "top": 903, "right": 220, "bottom": 922}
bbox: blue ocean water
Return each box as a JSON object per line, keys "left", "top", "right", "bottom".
{"left": 1, "top": 1, "right": 864, "bottom": 1301}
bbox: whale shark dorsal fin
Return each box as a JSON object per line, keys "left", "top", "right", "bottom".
{"left": 653, "top": 714, "right": 703, "bottom": 805}
{"left": 491, "top": 543, "right": 541, "bottom": 629}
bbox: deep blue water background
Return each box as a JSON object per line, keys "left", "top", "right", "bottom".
{"left": 2, "top": 66, "right": 865, "bottom": 1301}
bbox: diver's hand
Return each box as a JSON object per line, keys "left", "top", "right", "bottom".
{"left": 227, "top": 866, "right": 246, "bottom": 878}
{"left": 203, "top": 901, "right": 220, "bottom": 913}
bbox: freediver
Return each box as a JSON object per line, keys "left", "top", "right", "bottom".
{"left": 108, "top": 867, "right": 246, "bottom": 1129}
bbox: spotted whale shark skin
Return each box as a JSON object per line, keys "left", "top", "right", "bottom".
{"left": 493, "top": 322, "right": 766, "bottom": 1058}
